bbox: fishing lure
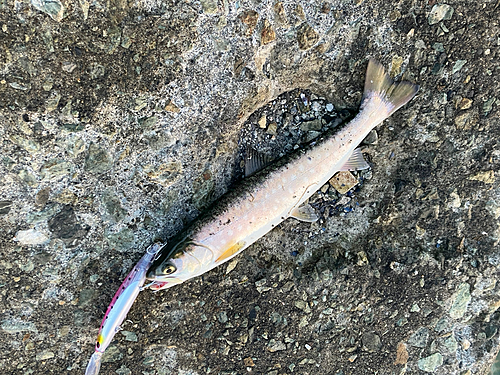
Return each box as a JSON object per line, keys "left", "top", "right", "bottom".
{"left": 85, "top": 242, "right": 163, "bottom": 375}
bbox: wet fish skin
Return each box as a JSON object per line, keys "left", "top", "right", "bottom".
{"left": 147, "top": 59, "right": 419, "bottom": 290}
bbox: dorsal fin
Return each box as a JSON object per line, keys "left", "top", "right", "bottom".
{"left": 339, "top": 148, "right": 370, "bottom": 171}
{"left": 245, "top": 147, "right": 273, "bottom": 177}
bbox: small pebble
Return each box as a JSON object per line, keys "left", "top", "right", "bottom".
{"left": 428, "top": 4, "right": 454, "bottom": 25}
{"left": 418, "top": 353, "right": 443, "bottom": 372}
{"left": 452, "top": 60, "right": 467, "bottom": 74}
{"left": 458, "top": 98, "right": 473, "bottom": 110}
{"left": 258, "top": 115, "right": 267, "bottom": 128}
{"left": 410, "top": 303, "right": 420, "bottom": 312}
{"left": 267, "top": 122, "right": 277, "bottom": 135}
{"left": 243, "top": 357, "right": 255, "bottom": 367}
{"left": 36, "top": 350, "right": 54, "bottom": 361}
{"left": 462, "top": 339, "right": 471, "bottom": 350}
{"left": 329, "top": 171, "right": 358, "bottom": 195}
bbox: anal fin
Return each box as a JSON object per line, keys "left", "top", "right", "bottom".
{"left": 339, "top": 148, "right": 370, "bottom": 171}
{"left": 290, "top": 204, "right": 319, "bottom": 223}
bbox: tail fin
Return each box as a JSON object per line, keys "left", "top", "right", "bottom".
{"left": 362, "top": 59, "right": 419, "bottom": 116}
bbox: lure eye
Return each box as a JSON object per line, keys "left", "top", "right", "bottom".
{"left": 163, "top": 264, "right": 176, "bottom": 275}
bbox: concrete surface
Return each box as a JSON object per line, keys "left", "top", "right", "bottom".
{"left": 0, "top": 0, "right": 499, "bottom": 374}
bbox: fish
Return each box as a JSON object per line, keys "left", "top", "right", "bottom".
{"left": 146, "top": 59, "right": 419, "bottom": 290}
{"left": 85, "top": 242, "right": 163, "bottom": 375}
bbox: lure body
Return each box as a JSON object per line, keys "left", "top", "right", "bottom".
{"left": 85, "top": 242, "right": 163, "bottom": 375}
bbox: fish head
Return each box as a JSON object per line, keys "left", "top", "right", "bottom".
{"left": 146, "top": 238, "right": 213, "bottom": 290}
{"left": 146, "top": 255, "right": 185, "bottom": 290}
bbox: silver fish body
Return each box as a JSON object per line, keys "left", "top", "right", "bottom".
{"left": 147, "top": 59, "right": 418, "bottom": 290}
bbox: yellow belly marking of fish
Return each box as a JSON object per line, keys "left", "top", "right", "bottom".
{"left": 147, "top": 59, "right": 419, "bottom": 291}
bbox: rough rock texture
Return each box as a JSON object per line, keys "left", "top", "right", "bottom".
{"left": 1, "top": 0, "right": 499, "bottom": 374}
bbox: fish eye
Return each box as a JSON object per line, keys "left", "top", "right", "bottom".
{"left": 163, "top": 264, "right": 176, "bottom": 275}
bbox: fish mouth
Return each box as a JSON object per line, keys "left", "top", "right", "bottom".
{"left": 148, "top": 281, "right": 169, "bottom": 291}
{"left": 145, "top": 273, "right": 183, "bottom": 291}
{"left": 147, "top": 278, "right": 183, "bottom": 291}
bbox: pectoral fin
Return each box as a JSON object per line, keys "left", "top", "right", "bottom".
{"left": 290, "top": 204, "right": 319, "bottom": 223}
{"left": 216, "top": 241, "right": 246, "bottom": 263}
{"left": 339, "top": 148, "right": 370, "bottom": 171}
